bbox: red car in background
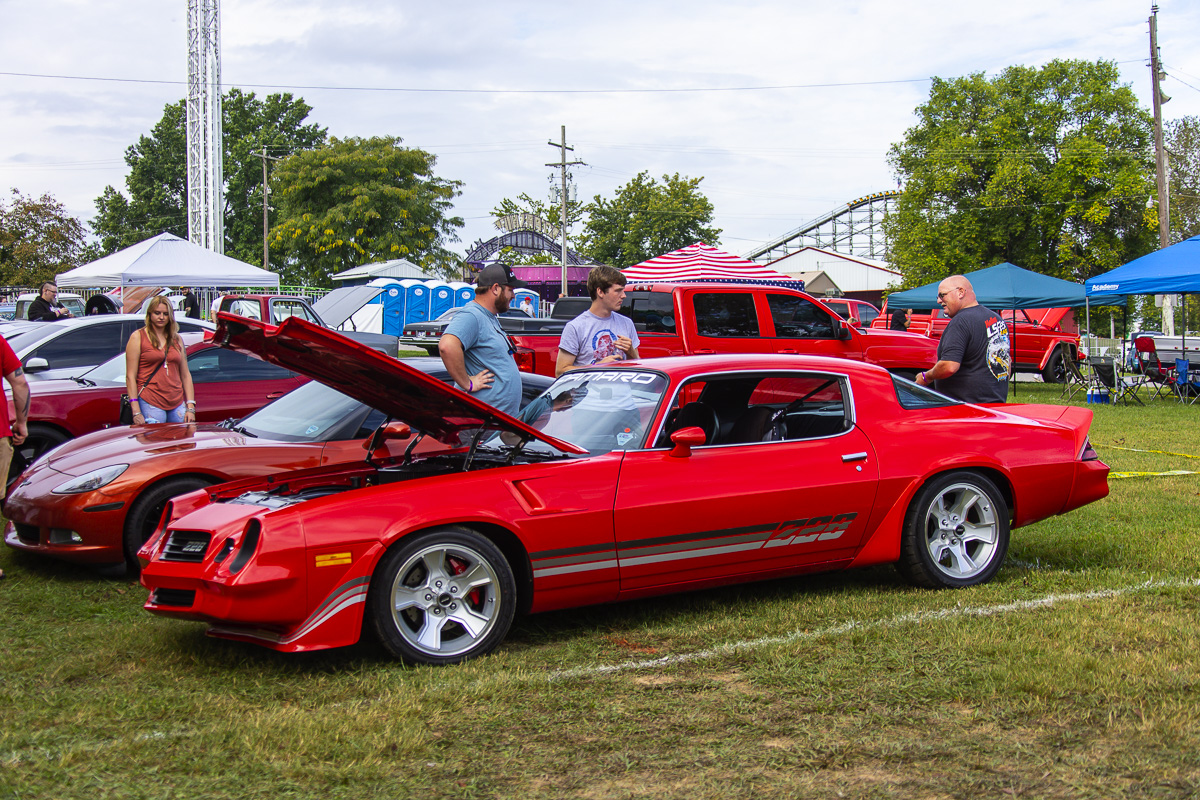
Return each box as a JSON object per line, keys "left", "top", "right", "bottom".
{"left": 5, "top": 334, "right": 308, "bottom": 481}
{"left": 817, "top": 297, "right": 881, "bottom": 329}
{"left": 137, "top": 315, "right": 1109, "bottom": 666}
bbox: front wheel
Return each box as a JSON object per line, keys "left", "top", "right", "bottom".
{"left": 1041, "top": 347, "right": 1066, "bottom": 384}
{"left": 369, "top": 528, "right": 516, "bottom": 665}
{"left": 897, "top": 471, "right": 1010, "bottom": 589}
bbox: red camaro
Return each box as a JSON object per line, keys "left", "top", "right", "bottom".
{"left": 139, "top": 315, "right": 1110, "bottom": 666}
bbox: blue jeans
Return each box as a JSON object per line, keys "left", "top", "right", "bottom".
{"left": 140, "top": 401, "right": 186, "bottom": 424}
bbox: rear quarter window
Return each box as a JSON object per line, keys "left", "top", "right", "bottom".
{"left": 892, "top": 374, "right": 962, "bottom": 409}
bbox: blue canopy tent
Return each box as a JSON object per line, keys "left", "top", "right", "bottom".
{"left": 886, "top": 262, "right": 1126, "bottom": 397}
{"left": 887, "top": 262, "right": 1123, "bottom": 309}
{"left": 1084, "top": 234, "right": 1200, "bottom": 371}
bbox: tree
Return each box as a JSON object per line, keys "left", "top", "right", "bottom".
{"left": 1166, "top": 115, "right": 1200, "bottom": 242}
{"left": 0, "top": 190, "right": 96, "bottom": 287}
{"left": 488, "top": 192, "right": 587, "bottom": 265}
{"left": 90, "top": 89, "right": 327, "bottom": 263}
{"left": 885, "top": 60, "right": 1157, "bottom": 291}
{"left": 578, "top": 172, "right": 721, "bottom": 268}
{"left": 268, "top": 136, "right": 465, "bottom": 286}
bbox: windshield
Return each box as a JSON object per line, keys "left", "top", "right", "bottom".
{"left": 238, "top": 381, "right": 369, "bottom": 442}
{"left": 516, "top": 369, "right": 669, "bottom": 456}
{"left": 79, "top": 352, "right": 128, "bottom": 385}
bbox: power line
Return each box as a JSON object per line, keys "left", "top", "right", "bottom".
{"left": 0, "top": 69, "right": 931, "bottom": 95}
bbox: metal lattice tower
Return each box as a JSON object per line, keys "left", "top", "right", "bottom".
{"left": 186, "top": 0, "right": 223, "bottom": 252}
{"left": 744, "top": 191, "right": 899, "bottom": 264}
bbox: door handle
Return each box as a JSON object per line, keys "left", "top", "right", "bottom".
{"left": 776, "top": 349, "right": 798, "bottom": 354}
{"left": 266, "top": 392, "right": 284, "bottom": 399}
{"left": 693, "top": 349, "right": 716, "bottom": 355}
{"left": 840, "top": 452, "right": 868, "bottom": 462}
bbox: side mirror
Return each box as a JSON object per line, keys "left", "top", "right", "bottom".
{"left": 363, "top": 421, "right": 413, "bottom": 454}
{"left": 668, "top": 426, "right": 707, "bottom": 458}
{"left": 24, "top": 357, "right": 49, "bottom": 373}
{"left": 835, "top": 320, "right": 852, "bottom": 340}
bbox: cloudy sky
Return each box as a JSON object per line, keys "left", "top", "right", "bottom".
{"left": 4, "top": 0, "right": 1200, "bottom": 262}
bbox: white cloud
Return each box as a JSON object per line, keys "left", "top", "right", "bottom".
{"left": 3, "top": 0, "right": 1199, "bottom": 260}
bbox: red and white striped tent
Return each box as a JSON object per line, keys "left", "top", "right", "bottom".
{"left": 621, "top": 243, "right": 804, "bottom": 290}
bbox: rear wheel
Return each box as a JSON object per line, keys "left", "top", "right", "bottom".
{"left": 897, "top": 471, "right": 1010, "bottom": 589}
{"left": 122, "top": 476, "right": 213, "bottom": 569}
{"left": 369, "top": 528, "right": 516, "bottom": 665}
{"left": 8, "top": 424, "right": 70, "bottom": 484}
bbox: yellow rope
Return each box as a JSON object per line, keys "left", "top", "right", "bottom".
{"left": 1110, "top": 470, "right": 1198, "bottom": 479}
{"left": 1097, "top": 444, "right": 1200, "bottom": 461}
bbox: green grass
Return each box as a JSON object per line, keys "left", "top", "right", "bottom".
{"left": 3, "top": 382, "right": 1200, "bottom": 799}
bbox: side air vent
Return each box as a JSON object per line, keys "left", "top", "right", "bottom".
{"left": 161, "top": 530, "right": 211, "bottom": 562}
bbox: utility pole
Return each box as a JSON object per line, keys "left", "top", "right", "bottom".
{"left": 1150, "top": 4, "right": 1174, "bottom": 335}
{"left": 546, "top": 126, "right": 585, "bottom": 297}
{"left": 258, "top": 147, "right": 281, "bottom": 269}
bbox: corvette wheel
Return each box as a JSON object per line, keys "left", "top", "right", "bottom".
{"left": 898, "top": 471, "right": 1009, "bottom": 589}
{"left": 122, "top": 476, "right": 212, "bottom": 569}
{"left": 369, "top": 528, "right": 516, "bottom": 665}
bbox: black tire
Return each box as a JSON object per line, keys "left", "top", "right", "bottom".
{"left": 1041, "top": 347, "right": 1066, "bottom": 384}
{"left": 122, "top": 476, "right": 213, "bottom": 569}
{"left": 368, "top": 528, "right": 516, "bottom": 665}
{"left": 897, "top": 471, "right": 1010, "bottom": 589}
{"left": 8, "top": 424, "right": 70, "bottom": 484}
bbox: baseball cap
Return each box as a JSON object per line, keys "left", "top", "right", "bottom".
{"left": 475, "top": 263, "right": 528, "bottom": 289}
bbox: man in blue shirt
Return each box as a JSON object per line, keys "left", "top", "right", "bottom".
{"left": 439, "top": 263, "right": 528, "bottom": 416}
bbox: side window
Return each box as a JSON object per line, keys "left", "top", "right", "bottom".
{"left": 27, "top": 325, "right": 122, "bottom": 371}
{"left": 623, "top": 292, "right": 676, "bottom": 333}
{"left": 692, "top": 293, "right": 759, "bottom": 338}
{"left": 271, "top": 300, "right": 317, "bottom": 324}
{"left": 188, "top": 348, "right": 295, "bottom": 383}
{"left": 858, "top": 305, "right": 880, "bottom": 326}
{"left": 767, "top": 294, "right": 835, "bottom": 339}
{"left": 224, "top": 299, "right": 262, "bottom": 320}
{"left": 824, "top": 302, "right": 849, "bottom": 319}
{"left": 740, "top": 373, "right": 849, "bottom": 442}
{"left": 177, "top": 320, "right": 209, "bottom": 334}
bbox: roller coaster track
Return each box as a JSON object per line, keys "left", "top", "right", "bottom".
{"left": 744, "top": 190, "right": 899, "bottom": 264}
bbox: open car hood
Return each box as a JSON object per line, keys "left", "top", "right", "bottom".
{"left": 214, "top": 313, "right": 586, "bottom": 454}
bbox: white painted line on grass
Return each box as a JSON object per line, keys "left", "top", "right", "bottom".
{"left": 550, "top": 576, "right": 1200, "bottom": 680}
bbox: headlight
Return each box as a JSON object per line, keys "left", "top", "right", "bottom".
{"left": 53, "top": 464, "right": 130, "bottom": 494}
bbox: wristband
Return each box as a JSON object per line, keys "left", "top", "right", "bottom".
{"left": 919, "top": 372, "right": 926, "bottom": 383}
{"left": 468, "top": 379, "right": 473, "bottom": 392}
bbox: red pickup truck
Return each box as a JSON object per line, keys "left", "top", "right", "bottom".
{"left": 509, "top": 284, "right": 937, "bottom": 379}
{"left": 871, "top": 302, "right": 1081, "bottom": 383}
{"left": 218, "top": 294, "right": 399, "bottom": 356}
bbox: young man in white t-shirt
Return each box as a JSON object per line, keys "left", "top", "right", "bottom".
{"left": 555, "top": 265, "right": 641, "bottom": 377}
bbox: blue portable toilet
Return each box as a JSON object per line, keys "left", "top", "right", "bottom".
{"left": 513, "top": 288, "right": 540, "bottom": 317}
{"left": 377, "top": 282, "right": 405, "bottom": 336}
{"left": 400, "top": 279, "right": 430, "bottom": 325}
{"left": 428, "top": 280, "right": 454, "bottom": 320}
{"left": 449, "top": 282, "right": 474, "bottom": 307}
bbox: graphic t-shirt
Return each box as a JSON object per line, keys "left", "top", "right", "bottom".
{"left": 934, "top": 304, "right": 1010, "bottom": 404}
{"left": 558, "top": 310, "right": 641, "bottom": 369}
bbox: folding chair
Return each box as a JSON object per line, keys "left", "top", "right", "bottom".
{"left": 1090, "top": 358, "right": 1143, "bottom": 406}
{"left": 1059, "top": 349, "right": 1088, "bottom": 402}
{"left": 1176, "top": 359, "right": 1200, "bottom": 405}
{"left": 1133, "top": 337, "right": 1177, "bottom": 400}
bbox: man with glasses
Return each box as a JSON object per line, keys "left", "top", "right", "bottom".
{"left": 26, "top": 282, "right": 73, "bottom": 321}
{"left": 439, "top": 263, "right": 528, "bottom": 416}
{"left": 915, "top": 275, "right": 1010, "bottom": 403}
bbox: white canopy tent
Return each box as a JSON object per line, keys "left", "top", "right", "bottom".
{"left": 56, "top": 233, "right": 279, "bottom": 288}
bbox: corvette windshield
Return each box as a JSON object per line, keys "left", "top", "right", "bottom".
{"left": 238, "top": 381, "right": 368, "bottom": 442}
{"left": 517, "top": 369, "right": 668, "bottom": 456}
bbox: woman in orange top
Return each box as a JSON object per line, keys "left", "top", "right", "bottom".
{"left": 124, "top": 297, "right": 196, "bottom": 424}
